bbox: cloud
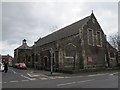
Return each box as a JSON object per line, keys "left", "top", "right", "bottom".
{"left": 119, "top": 1, "right": 120, "bottom": 36}
{"left": 0, "top": 2, "right": 2, "bottom": 42}
{"left": 1, "top": 2, "right": 118, "bottom": 56}
{"left": 0, "top": 41, "right": 19, "bottom": 56}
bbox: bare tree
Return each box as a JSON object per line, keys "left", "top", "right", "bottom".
{"left": 109, "top": 32, "right": 120, "bottom": 51}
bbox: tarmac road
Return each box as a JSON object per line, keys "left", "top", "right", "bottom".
{"left": 2, "top": 67, "right": 119, "bottom": 88}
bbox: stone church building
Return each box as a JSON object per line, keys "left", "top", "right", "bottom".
{"left": 14, "top": 12, "right": 117, "bottom": 72}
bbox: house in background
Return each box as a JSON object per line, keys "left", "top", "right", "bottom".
{"left": 2, "top": 54, "right": 13, "bottom": 66}
{"left": 14, "top": 39, "right": 32, "bottom": 67}
{"left": 14, "top": 12, "right": 118, "bottom": 72}
{"left": 116, "top": 42, "right": 120, "bottom": 66}
{"left": 106, "top": 42, "right": 117, "bottom": 67}
{"left": 0, "top": 55, "right": 2, "bottom": 62}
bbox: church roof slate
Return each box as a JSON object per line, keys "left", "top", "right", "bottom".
{"left": 18, "top": 44, "right": 31, "bottom": 49}
{"left": 15, "top": 43, "right": 31, "bottom": 50}
{"left": 36, "top": 14, "right": 91, "bottom": 46}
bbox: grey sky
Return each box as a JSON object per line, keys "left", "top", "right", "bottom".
{"left": 1, "top": 1, "right": 118, "bottom": 57}
{"left": 118, "top": 1, "right": 120, "bottom": 36}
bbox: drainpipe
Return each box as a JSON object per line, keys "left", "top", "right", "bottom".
{"left": 50, "top": 48, "right": 53, "bottom": 75}
{"left": 34, "top": 42, "right": 37, "bottom": 68}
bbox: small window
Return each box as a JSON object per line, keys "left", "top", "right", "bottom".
{"left": 35, "top": 54, "right": 38, "bottom": 62}
{"left": 88, "top": 29, "right": 93, "bottom": 45}
{"left": 110, "top": 52, "right": 114, "bottom": 58}
{"left": 92, "top": 18, "right": 95, "bottom": 23}
{"left": 28, "top": 56, "right": 30, "bottom": 62}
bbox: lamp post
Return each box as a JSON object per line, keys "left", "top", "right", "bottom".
{"left": 34, "top": 42, "right": 37, "bottom": 66}
{"left": 73, "top": 56, "right": 75, "bottom": 70}
{"left": 50, "top": 48, "right": 53, "bottom": 75}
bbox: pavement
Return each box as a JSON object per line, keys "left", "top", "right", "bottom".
{"left": 27, "top": 68, "right": 66, "bottom": 78}
{"left": 26, "top": 67, "right": 119, "bottom": 78}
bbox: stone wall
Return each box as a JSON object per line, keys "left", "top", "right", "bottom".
{"left": 81, "top": 15, "right": 107, "bottom": 69}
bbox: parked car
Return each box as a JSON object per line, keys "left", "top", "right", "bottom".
{"left": 17, "top": 63, "right": 27, "bottom": 69}
{"left": 13, "top": 63, "right": 19, "bottom": 68}
{"left": 0, "top": 62, "right": 4, "bottom": 71}
{"left": 8, "top": 62, "right": 13, "bottom": 67}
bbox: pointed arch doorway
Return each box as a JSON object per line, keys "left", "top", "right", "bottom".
{"left": 43, "top": 56, "right": 50, "bottom": 70}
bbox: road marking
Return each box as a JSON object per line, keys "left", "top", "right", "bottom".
{"left": 21, "top": 75, "right": 36, "bottom": 80}
{"left": 72, "top": 76, "right": 83, "bottom": 78}
{"left": 49, "top": 77, "right": 56, "bottom": 79}
{"left": 96, "top": 73, "right": 106, "bottom": 76}
{"left": 27, "top": 73, "right": 33, "bottom": 77}
{"left": 88, "top": 73, "right": 107, "bottom": 77}
{"left": 56, "top": 79, "right": 94, "bottom": 87}
{"left": 64, "top": 77, "right": 71, "bottom": 79}
{"left": 30, "top": 79, "right": 36, "bottom": 81}
{"left": 21, "top": 80, "right": 29, "bottom": 82}
{"left": 11, "top": 70, "right": 17, "bottom": 74}
{"left": 56, "top": 82, "right": 76, "bottom": 86}
{"left": 57, "top": 77, "right": 65, "bottom": 79}
{"left": 109, "top": 72, "right": 118, "bottom": 76}
{"left": 77, "top": 79, "right": 95, "bottom": 83}
{"left": 40, "top": 78, "right": 48, "bottom": 80}
{"left": 10, "top": 80, "right": 18, "bottom": 83}
{"left": 3, "top": 82, "right": 7, "bottom": 83}
{"left": 33, "top": 75, "right": 39, "bottom": 77}
{"left": 27, "top": 73, "right": 39, "bottom": 77}
{"left": 88, "top": 74, "right": 97, "bottom": 77}
{"left": 109, "top": 74, "right": 114, "bottom": 76}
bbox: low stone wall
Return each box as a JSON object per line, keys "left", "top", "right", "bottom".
{"left": 58, "top": 67, "right": 120, "bottom": 74}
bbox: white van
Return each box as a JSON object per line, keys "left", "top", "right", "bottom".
{"left": 0, "top": 62, "right": 4, "bottom": 71}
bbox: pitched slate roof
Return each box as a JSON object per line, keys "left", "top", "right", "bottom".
{"left": 36, "top": 14, "right": 91, "bottom": 46}
{"left": 107, "top": 41, "right": 116, "bottom": 51}
{"left": 17, "top": 43, "right": 31, "bottom": 50}
{"left": 15, "top": 41, "right": 31, "bottom": 50}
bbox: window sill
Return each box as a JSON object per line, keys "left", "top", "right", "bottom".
{"left": 96, "top": 45, "right": 102, "bottom": 47}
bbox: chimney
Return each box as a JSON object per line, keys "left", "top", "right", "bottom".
{"left": 34, "top": 41, "right": 37, "bottom": 45}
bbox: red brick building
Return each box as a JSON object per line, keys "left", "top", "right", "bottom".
{"left": 2, "top": 55, "right": 13, "bottom": 65}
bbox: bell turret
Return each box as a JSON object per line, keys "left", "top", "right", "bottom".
{"left": 23, "top": 39, "right": 27, "bottom": 44}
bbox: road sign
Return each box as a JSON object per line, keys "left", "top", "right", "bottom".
{"left": 87, "top": 57, "right": 93, "bottom": 63}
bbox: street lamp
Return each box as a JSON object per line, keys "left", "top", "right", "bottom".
{"left": 50, "top": 48, "right": 53, "bottom": 75}
{"left": 34, "top": 42, "right": 37, "bottom": 64}
{"left": 73, "top": 56, "right": 75, "bottom": 70}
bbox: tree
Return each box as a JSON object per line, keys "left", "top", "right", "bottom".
{"left": 109, "top": 32, "right": 120, "bottom": 51}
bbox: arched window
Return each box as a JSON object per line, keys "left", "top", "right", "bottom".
{"left": 96, "top": 31, "right": 102, "bottom": 46}
{"left": 28, "top": 56, "right": 30, "bottom": 62}
{"left": 88, "top": 28, "right": 93, "bottom": 45}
